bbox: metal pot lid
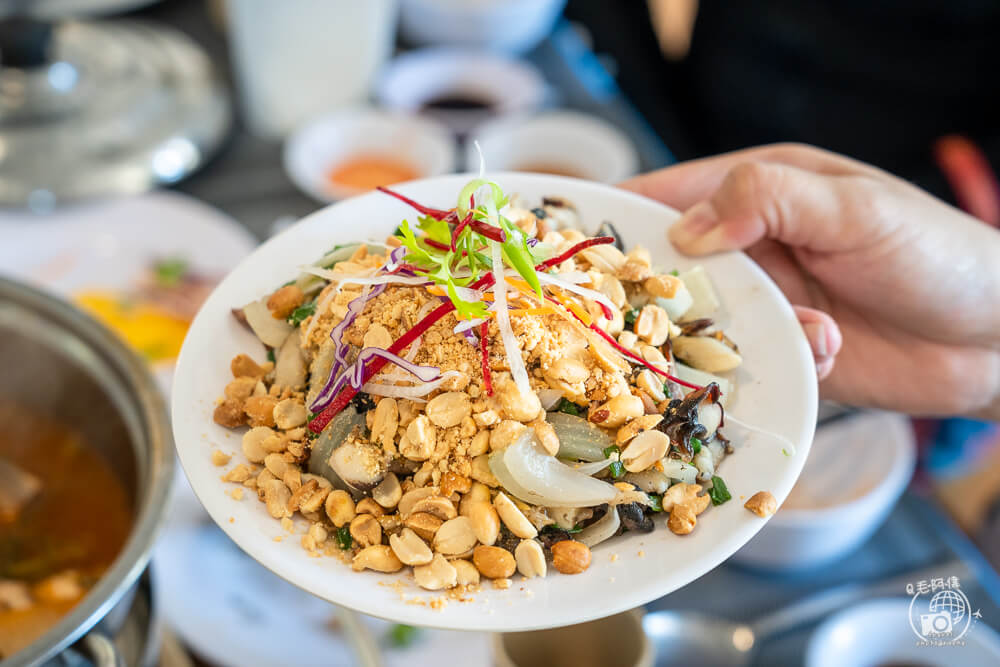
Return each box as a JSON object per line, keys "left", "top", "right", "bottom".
{"left": 0, "top": 19, "right": 230, "bottom": 210}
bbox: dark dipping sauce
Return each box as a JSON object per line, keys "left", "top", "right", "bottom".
{"left": 0, "top": 399, "right": 132, "bottom": 657}
{"left": 420, "top": 95, "right": 493, "bottom": 111}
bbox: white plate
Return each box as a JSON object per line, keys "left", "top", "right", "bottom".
{"left": 283, "top": 107, "right": 457, "bottom": 203}
{"left": 172, "top": 173, "right": 817, "bottom": 631}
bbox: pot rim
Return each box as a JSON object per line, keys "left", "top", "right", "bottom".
{"left": 0, "top": 278, "right": 174, "bottom": 667}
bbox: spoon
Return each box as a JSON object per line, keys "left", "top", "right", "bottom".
{"left": 643, "top": 560, "right": 969, "bottom": 666}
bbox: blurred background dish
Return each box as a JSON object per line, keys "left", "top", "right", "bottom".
{"left": 731, "top": 411, "right": 916, "bottom": 570}
{"left": 283, "top": 108, "right": 456, "bottom": 203}
{"left": 398, "top": 0, "right": 567, "bottom": 55}
{"left": 466, "top": 110, "right": 639, "bottom": 182}
{"left": 225, "top": 0, "right": 398, "bottom": 139}
{"left": 805, "top": 598, "right": 1000, "bottom": 667}
{"left": 375, "top": 48, "right": 549, "bottom": 134}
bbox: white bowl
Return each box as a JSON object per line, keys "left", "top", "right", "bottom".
{"left": 375, "top": 48, "right": 548, "bottom": 134}
{"left": 806, "top": 598, "right": 1000, "bottom": 667}
{"left": 731, "top": 411, "right": 915, "bottom": 570}
{"left": 282, "top": 107, "right": 456, "bottom": 203}
{"left": 172, "top": 173, "right": 817, "bottom": 631}
{"left": 399, "top": 0, "right": 567, "bottom": 54}
{"left": 466, "top": 111, "right": 640, "bottom": 182}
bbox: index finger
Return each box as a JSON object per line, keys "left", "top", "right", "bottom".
{"left": 619, "top": 143, "right": 877, "bottom": 211}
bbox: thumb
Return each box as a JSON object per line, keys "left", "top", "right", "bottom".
{"left": 668, "top": 161, "right": 855, "bottom": 255}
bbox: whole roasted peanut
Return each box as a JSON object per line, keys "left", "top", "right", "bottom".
{"left": 349, "top": 513, "right": 382, "bottom": 548}
{"left": 287, "top": 478, "right": 319, "bottom": 513}
{"left": 452, "top": 559, "right": 480, "bottom": 586}
{"left": 514, "top": 540, "right": 547, "bottom": 579}
{"left": 414, "top": 554, "right": 458, "bottom": 591}
{"left": 635, "top": 369, "right": 667, "bottom": 402}
{"left": 355, "top": 497, "right": 385, "bottom": 517}
{"left": 214, "top": 399, "right": 246, "bottom": 428}
{"left": 409, "top": 495, "right": 457, "bottom": 521}
{"left": 263, "top": 480, "right": 291, "bottom": 519}
{"left": 468, "top": 430, "right": 491, "bottom": 456}
{"left": 532, "top": 420, "right": 560, "bottom": 456}
{"left": 372, "top": 472, "right": 402, "bottom": 509}
{"left": 397, "top": 486, "right": 439, "bottom": 516}
{"left": 264, "top": 453, "right": 289, "bottom": 478}
{"left": 744, "top": 491, "right": 777, "bottom": 518}
{"left": 231, "top": 353, "right": 270, "bottom": 378}
{"left": 467, "top": 502, "right": 500, "bottom": 546}
{"left": 402, "top": 415, "right": 436, "bottom": 461}
{"left": 324, "top": 490, "right": 356, "bottom": 527}
{"left": 241, "top": 427, "right": 275, "bottom": 463}
{"left": 644, "top": 274, "right": 684, "bottom": 299}
{"left": 543, "top": 357, "right": 590, "bottom": 386}
{"left": 266, "top": 284, "right": 305, "bottom": 319}
{"left": 404, "top": 512, "right": 443, "bottom": 542}
{"left": 493, "top": 492, "right": 537, "bottom": 539}
{"left": 661, "top": 483, "right": 703, "bottom": 513}
{"left": 425, "top": 392, "right": 472, "bottom": 428}
{"left": 550, "top": 540, "right": 592, "bottom": 574}
{"left": 273, "top": 399, "right": 308, "bottom": 429}
{"left": 351, "top": 545, "right": 403, "bottom": 573}
{"left": 668, "top": 503, "right": 698, "bottom": 535}
{"left": 590, "top": 393, "right": 644, "bottom": 428}
{"left": 490, "top": 420, "right": 527, "bottom": 452}
{"left": 469, "top": 454, "right": 500, "bottom": 487}
{"left": 616, "top": 414, "right": 664, "bottom": 445}
{"left": 389, "top": 528, "right": 434, "bottom": 566}
{"left": 496, "top": 378, "right": 542, "bottom": 422}
{"left": 473, "top": 546, "right": 516, "bottom": 579}
{"left": 225, "top": 376, "right": 257, "bottom": 402}
{"left": 370, "top": 398, "right": 399, "bottom": 451}
{"left": 433, "top": 516, "right": 477, "bottom": 555}
{"left": 298, "top": 475, "right": 331, "bottom": 513}
{"left": 620, "top": 429, "right": 671, "bottom": 473}
{"left": 362, "top": 323, "right": 393, "bottom": 350}
{"left": 244, "top": 395, "right": 278, "bottom": 428}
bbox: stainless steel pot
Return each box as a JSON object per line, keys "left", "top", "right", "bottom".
{"left": 0, "top": 277, "right": 173, "bottom": 667}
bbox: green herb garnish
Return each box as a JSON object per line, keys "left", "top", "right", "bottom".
{"left": 603, "top": 445, "right": 621, "bottom": 459}
{"left": 609, "top": 460, "right": 625, "bottom": 479}
{"left": 648, "top": 494, "right": 663, "bottom": 512}
{"left": 690, "top": 437, "right": 702, "bottom": 454}
{"left": 287, "top": 300, "right": 317, "bottom": 326}
{"left": 388, "top": 624, "right": 419, "bottom": 648}
{"left": 153, "top": 257, "right": 188, "bottom": 287}
{"left": 670, "top": 269, "right": 680, "bottom": 277}
{"left": 266, "top": 348, "right": 276, "bottom": 364}
{"left": 545, "top": 523, "right": 583, "bottom": 534}
{"left": 556, "top": 398, "right": 581, "bottom": 416}
{"left": 624, "top": 309, "right": 639, "bottom": 327}
{"left": 708, "top": 476, "right": 731, "bottom": 506}
{"left": 335, "top": 526, "right": 353, "bottom": 550}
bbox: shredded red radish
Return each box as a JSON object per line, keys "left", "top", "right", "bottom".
{"left": 424, "top": 238, "right": 451, "bottom": 251}
{"left": 451, "top": 209, "right": 473, "bottom": 251}
{"left": 480, "top": 320, "right": 493, "bottom": 396}
{"left": 537, "top": 236, "right": 615, "bottom": 270}
{"left": 588, "top": 325, "right": 703, "bottom": 390}
{"left": 377, "top": 186, "right": 451, "bottom": 220}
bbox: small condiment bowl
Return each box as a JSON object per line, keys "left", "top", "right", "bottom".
{"left": 730, "top": 411, "right": 916, "bottom": 570}
{"left": 465, "top": 111, "right": 640, "bottom": 183}
{"left": 492, "top": 609, "right": 654, "bottom": 667}
{"left": 283, "top": 107, "right": 456, "bottom": 203}
{"left": 374, "top": 48, "right": 549, "bottom": 134}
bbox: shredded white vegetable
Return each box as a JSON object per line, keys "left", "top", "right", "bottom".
{"left": 299, "top": 266, "right": 429, "bottom": 287}
{"left": 491, "top": 241, "right": 531, "bottom": 396}
{"left": 536, "top": 271, "right": 617, "bottom": 315}
{"left": 362, "top": 370, "right": 461, "bottom": 400}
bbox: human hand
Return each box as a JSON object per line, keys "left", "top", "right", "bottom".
{"left": 622, "top": 144, "right": 1000, "bottom": 418}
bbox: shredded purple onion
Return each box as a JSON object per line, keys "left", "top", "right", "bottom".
{"left": 527, "top": 237, "right": 539, "bottom": 247}
{"left": 461, "top": 328, "right": 479, "bottom": 346}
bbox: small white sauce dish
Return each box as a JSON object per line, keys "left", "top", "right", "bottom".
{"left": 806, "top": 598, "right": 1000, "bottom": 667}
{"left": 465, "top": 110, "right": 640, "bottom": 183}
{"left": 283, "top": 107, "right": 456, "bottom": 203}
{"left": 731, "top": 411, "right": 916, "bottom": 570}
{"left": 399, "top": 0, "right": 567, "bottom": 55}
{"left": 375, "top": 48, "right": 549, "bottom": 134}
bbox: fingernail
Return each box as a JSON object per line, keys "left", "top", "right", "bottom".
{"left": 802, "top": 322, "right": 829, "bottom": 358}
{"left": 669, "top": 201, "right": 719, "bottom": 248}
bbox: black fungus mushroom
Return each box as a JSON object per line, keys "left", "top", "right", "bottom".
{"left": 596, "top": 221, "right": 625, "bottom": 251}
{"left": 656, "top": 382, "right": 724, "bottom": 460}
{"left": 617, "top": 502, "right": 654, "bottom": 533}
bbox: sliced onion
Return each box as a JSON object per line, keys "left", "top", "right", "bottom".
{"left": 274, "top": 329, "right": 306, "bottom": 389}
{"left": 660, "top": 458, "right": 699, "bottom": 485}
{"left": 547, "top": 412, "right": 612, "bottom": 462}
{"left": 454, "top": 316, "right": 487, "bottom": 334}
{"left": 362, "top": 370, "right": 461, "bottom": 400}
{"left": 300, "top": 266, "right": 430, "bottom": 288}
{"left": 725, "top": 414, "right": 798, "bottom": 456}
{"left": 536, "top": 271, "right": 616, "bottom": 318}
{"left": 552, "top": 270, "right": 591, "bottom": 285}
{"left": 491, "top": 241, "right": 531, "bottom": 396}
{"left": 489, "top": 431, "right": 618, "bottom": 508}
{"left": 566, "top": 459, "right": 613, "bottom": 476}
{"left": 242, "top": 298, "right": 293, "bottom": 348}
{"left": 537, "top": 388, "right": 563, "bottom": 411}
{"left": 577, "top": 507, "right": 621, "bottom": 548}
